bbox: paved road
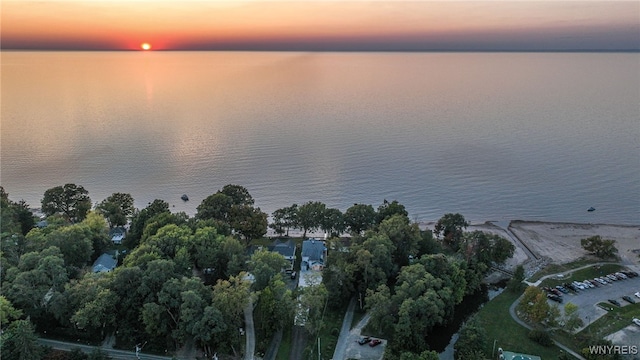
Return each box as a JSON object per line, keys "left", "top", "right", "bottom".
{"left": 244, "top": 299, "right": 256, "bottom": 360}
{"left": 38, "top": 339, "right": 174, "bottom": 360}
{"left": 289, "top": 325, "right": 308, "bottom": 360}
{"left": 331, "top": 298, "right": 356, "bottom": 360}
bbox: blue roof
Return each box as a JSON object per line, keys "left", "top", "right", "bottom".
{"left": 302, "top": 239, "right": 325, "bottom": 262}
{"left": 92, "top": 253, "right": 117, "bottom": 273}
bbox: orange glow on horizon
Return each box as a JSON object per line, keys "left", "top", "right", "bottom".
{"left": 1, "top": 1, "right": 638, "bottom": 51}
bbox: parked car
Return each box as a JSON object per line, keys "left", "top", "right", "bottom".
{"left": 607, "top": 274, "right": 618, "bottom": 281}
{"left": 622, "top": 296, "right": 636, "bottom": 304}
{"left": 623, "top": 271, "right": 638, "bottom": 278}
{"left": 357, "top": 336, "right": 371, "bottom": 345}
{"left": 564, "top": 283, "right": 577, "bottom": 292}
{"left": 582, "top": 280, "right": 594, "bottom": 288}
{"left": 369, "top": 339, "right": 382, "bottom": 347}
{"left": 608, "top": 299, "right": 621, "bottom": 306}
{"left": 598, "top": 277, "right": 610, "bottom": 284}
{"left": 290, "top": 271, "right": 297, "bottom": 280}
{"left": 635, "top": 292, "right": 640, "bottom": 299}
{"left": 588, "top": 280, "right": 600, "bottom": 287}
{"left": 633, "top": 318, "right": 640, "bottom": 326}
{"left": 556, "top": 286, "right": 569, "bottom": 294}
{"left": 595, "top": 278, "right": 608, "bottom": 285}
{"left": 572, "top": 281, "right": 585, "bottom": 290}
{"left": 615, "top": 272, "right": 628, "bottom": 280}
{"left": 547, "top": 294, "right": 563, "bottom": 303}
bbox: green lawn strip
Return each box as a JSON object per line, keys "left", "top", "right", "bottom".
{"left": 475, "top": 290, "right": 567, "bottom": 359}
{"left": 527, "top": 258, "right": 615, "bottom": 283}
{"left": 537, "top": 264, "right": 623, "bottom": 288}
{"left": 350, "top": 305, "right": 366, "bottom": 330}
{"left": 275, "top": 326, "right": 292, "bottom": 360}
{"left": 307, "top": 308, "right": 344, "bottom": 360}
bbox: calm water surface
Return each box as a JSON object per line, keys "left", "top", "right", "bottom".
{"left": 2, "top": 51, "right": 638, "bottom": 224}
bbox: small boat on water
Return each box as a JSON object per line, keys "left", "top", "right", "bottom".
{"left": 587, "top": 207, "right": 595, "bottom": 212}
{"left": 181, "top": 194, "right": 189, "bottom": 201}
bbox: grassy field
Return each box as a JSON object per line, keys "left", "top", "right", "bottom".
{"left": 474, "top": 290, "right": 569, "bottom": 359}
{"left": 275, "top": 327, "right": 292, "bottom": 360}
{"left": 538, "top": 264, "right": 624, "bottom": 288}
{"left": 527, "top": 258, "right": 618, "bottom": 283}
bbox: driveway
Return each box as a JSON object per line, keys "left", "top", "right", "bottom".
{"left": 338, "top": 313, "right": 386, "bottom": 360}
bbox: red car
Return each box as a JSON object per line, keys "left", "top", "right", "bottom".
{"left": 369, "top": 339, "right": 382, "bottom": 347}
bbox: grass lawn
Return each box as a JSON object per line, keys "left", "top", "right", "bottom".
{"left": 528, "top": 258, "right": 618, "bottom": 283}
{"left": 538, "top": 264, "right": 624, "bottom": 288}
{"left": 307, "top": 307, "right": 345, "bottom": 360}
{"left": 275, "top": 327, "right": 292, "bottom": 360}
{"left": 475, "top": 290, "right": 569, "bottom": 359}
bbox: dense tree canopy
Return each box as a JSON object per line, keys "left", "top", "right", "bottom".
{"left": 41, "top": 184, "right": 92, "bottom": 223}
{"left": 344, "top": 203, "right": 376, "bottom": 235}
{"left": 434, "top": 213, "right": 469, "bottom": 251}
{"left": 96, "top": 192, "right": 134, "bottom": 228}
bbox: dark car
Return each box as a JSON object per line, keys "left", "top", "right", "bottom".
{"left": 357, "top": 337, "right": 371, "bottom": 345}
{"left": 622, "top": 296, "right": 636, "bottom": 304}
{"left": 290, "top": 271, "right": 297, "bottom": 280}
{"left": 608, "top": 299, "right": 621, "bottom": 306}
{"left": 547, "top": 294, "right": 563, "bottom": 303}
{"left": 555, "top": 286, "right": 569, "bottom": 294}
{"left": 623, "top": 271, "right": 639, "bottom": 278}
{"left": 369, "top": 339, "right": 382, "bottom": 347}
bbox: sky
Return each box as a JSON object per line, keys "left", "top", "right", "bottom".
{"left": 1, "top": 1, "right": 639, "bottom": 51}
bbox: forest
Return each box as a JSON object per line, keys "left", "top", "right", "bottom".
{"left": 0, "top": 184, "right": 515, "bottom": 360}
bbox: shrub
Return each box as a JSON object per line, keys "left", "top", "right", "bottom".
{"left": 528, "top": 329, "right": 553, "bottom": 347}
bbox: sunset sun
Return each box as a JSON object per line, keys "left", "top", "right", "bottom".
{"left": 141, "top": 43, "right": 151, "bottom": 50}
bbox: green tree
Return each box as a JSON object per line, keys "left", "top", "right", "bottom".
{"left": 0, "top": 319, "right": 43, "bottom": 360}
{"left": 320, "top": 207, "right": 345, "bottom": 237}
{"left": 270, "top": 204, "right": 298, "bottom": 236}
{"left": 41, "top": 184, "right": 92, "bottom": 223}
{"left": 299, "top": 283, "right": 328, "bottom": 337}
{"left": 229, "top": 205, "right": 268, "bottom": 243}
{"left": 0, "top": 187, "right": 35, "bottom": 236}
{"left": 125, "top": 199, "right": 170, "bottom": 248}
{"left": 96, "top": 193, "right": 134, "bottom": 228}
{"left": 344, "top": 204, "right": 376, "bottom": 235}
{"left": 211, "top": 274, "right": 251, "bottom": 352}
{"left": 0, "top": 296, "right": 23, "bottom": 328}
{"left": 434, "top": 213, "right": 468, "bottom": 251}
{"left": 562, "top": 302, "right": 584, "bottom": 332}
{"left": 507, "top": 265, "right": 526, "bottom": 293}
{"left": 254, "top": 277, "right": 295, "bottom": 338}
{"left": 297, "top": 201, "right": 326, "bottom": 238}
{"left": 376, "top": 199, "right": 408, "bottom": 224}
{"left": 454, "top": 317, "right": 487, "bottom": 360}
{"left": 248, "top": 249, "right": 288, "bottom": 291}
{"left": 519, "top": 286, "right": 550, "bottom": 324}
{"left": 378, "top": 214, "right": 421, "bottom": 268}
{"left": 142, "top": 224, "right": 192, "bottom": 259}
{"left": 46, "top": 224, "right": 94, "bottom": 270}
{"left": 581, "top": 235, "right": 618, "bottom": 259}
{"left": 220, "top": 184, "right": 254, "bottom": 206}
{"left": 196, "top": 193, "right": 234, "bottom": 221}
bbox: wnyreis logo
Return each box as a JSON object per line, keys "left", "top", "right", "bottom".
{"left": 588, "top": 345, "right": 639, "bottom": 355}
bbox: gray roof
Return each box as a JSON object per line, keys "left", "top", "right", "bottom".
{"left": 302, "top": 239, "right": 325, "bottom": 262}
{"left": 92, "top": 253, "right": 117, "bottom": 273}
{"left": 270, "top": 239, "right": 296, "bottom": 258}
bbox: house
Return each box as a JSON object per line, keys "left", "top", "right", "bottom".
{"left": 92, "top": 253, "right": 117, "bottom": 273}
{"left": 301, "top": 239, "right": 326, "bottom": 271}
{"left": 270, "top": 239, "right": 296, "bottom": 269}
{"left": 110, "top": 227, "right": 126, "bottom": 244}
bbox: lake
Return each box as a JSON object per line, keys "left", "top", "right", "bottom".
{"left": 2, "top": 51, "right": 638, "bottom": 224}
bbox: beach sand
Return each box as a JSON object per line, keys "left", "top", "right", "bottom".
{"left": 508, "top": 221, "right": 640, "bottom": 266}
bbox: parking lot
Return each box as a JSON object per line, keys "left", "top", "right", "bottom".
{"left": 545, "top": 271, "right": 640, "bottom": 332}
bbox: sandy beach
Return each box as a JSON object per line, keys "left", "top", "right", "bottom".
{"left": 508, "top": 221, "right": 640, "bottom": 266}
